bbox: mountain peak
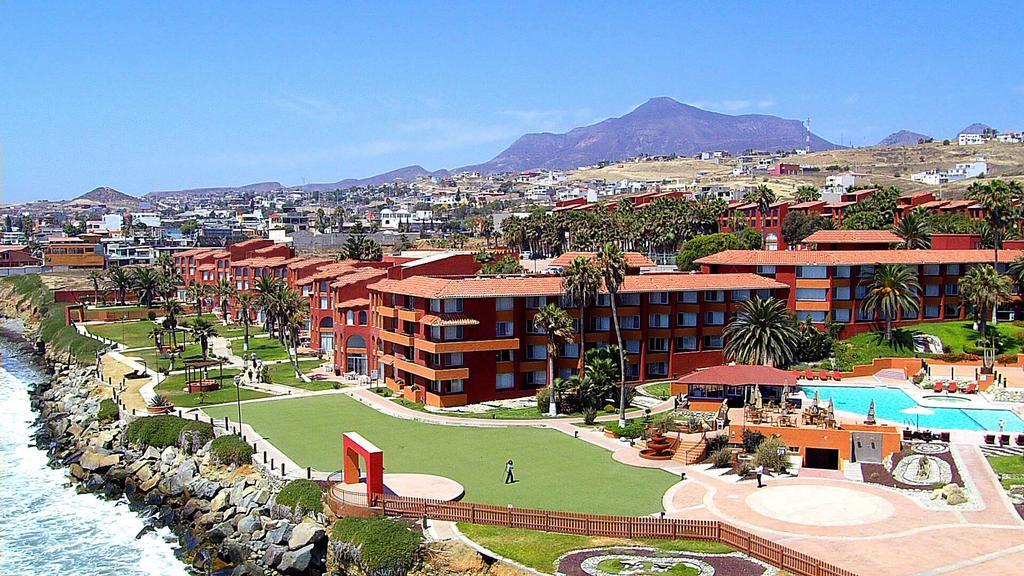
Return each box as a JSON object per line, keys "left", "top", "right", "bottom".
{"left": 876, "top": 130, "right": 931, "bottom": 146}
{"left": 959, "top": 123, "right": 992, "bottom": 135}
{"left": 74, "top": 186, "right": 139, "bottom": 205}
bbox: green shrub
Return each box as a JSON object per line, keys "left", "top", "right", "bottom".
{"left": 754, "top": 436, "right": 789, "bottom": 473}
{"left": 124, "top": 415, "right": 213, "bottom": 448}
{"left": 209, "top": 434, "right": 254, "bottom": 467}
{"left": 709, "top": 449, "right": 732, "bottom": 468}
{"left": 606, "top": 420, "right": 644, "bottom": 439}
{"left": 706, "top": 434, "right": 729, "bottom": 453}
{"left": 534, "top": 388, "right": 549, "bottom": 413}
{"left": 97, "top": 398, "right": 119, "bottom": 424}
{"left": 332, "top": 516, "right": 422, "bottom": 576}
{"left": 737, "top": 463, "right": 753, "bottom": 477}
{"left": 741, "top": 429, "right": 765, "bottom": 454}
{"left": 371, "top": 387, "right": 392, "bottom": 397}
{"left": 276, "top": 479, "right": 323, "bottom": 514}
{"left": 603, "top": 404, "right": 615, "bottom": 413}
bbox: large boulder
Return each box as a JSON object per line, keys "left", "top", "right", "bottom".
{"left": 80, "top": 449, "right": 121, "bottom": 471}
{"left": 287, "top": 520, "right": 325, "bottom": 550}
{"left": 161, "top": 446, "right": 178, "bottom": 465}
{"left": 135, "top": 465, "right": 154, "bottom": 483}
{"left": 237, "top": 514, "right": 261, "bottom": 535}
{"left": 265, "top": 521, "right": 291, "bottom": 546}
{"left": 219, "top": 539, "right": 248, "bottom": 564}
{"left": 210, "top": 489, "right": 231, "bottom": 512}
{"left": 263, "top": 544, "right": 287, "bottom": 568}
{"left": 139, "top": 474, "right": 161, "bottom": 493}
{"left": 277, "top": 544, "right": 314, "bottom": 575}
{"left": 208, "top": 520, "right": 236, "bottom": 543}
{"left": 158, "top": 474, "right": 187, "bottom": 497}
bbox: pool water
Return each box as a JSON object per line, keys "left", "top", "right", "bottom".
{"left": 801, "top": 385, "right": 1024, "bottom": 432}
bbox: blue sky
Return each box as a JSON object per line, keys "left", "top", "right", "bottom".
{"left": 2, "top": 1, "right": 1022, "bottom": 202}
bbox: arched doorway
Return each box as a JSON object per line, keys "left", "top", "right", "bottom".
{"left": 319, "top": 316, "right": 334, "bottom": 351}
{"left": 346, "top": 334, "right": 368, "bottom": 375}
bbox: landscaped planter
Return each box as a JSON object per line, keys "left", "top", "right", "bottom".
{"left": 147, "top": 404, "right": 174, "bottom": 414}
{"left": 604, "top": 430, "right": 620, "bottom": 438}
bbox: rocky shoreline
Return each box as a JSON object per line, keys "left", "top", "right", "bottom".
{"left": 32, "top": 358, "right": 330, "bottom": 576}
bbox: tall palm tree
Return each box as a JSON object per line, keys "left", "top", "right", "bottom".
{"left": 745, "top": 185, "right": 777, "bottom": 248}
{"left": 157, "top": 269, "right": 182, "bottom": 304}
{"left": 859, "top": 264, "right": 921, "bottom": 343}
{"left": 132, "top": 266, "right": 162, "bottom": 308}
{"left": 155, "top": 252, "right": 175, "bottom": 277}
{"left": 187, "top": 282, "right": 208, "bottom": 317}
{"left": 561, "top": 256, "right": 601, "bottom": 374}
{"left": 280, "top": 292, "right": 310, "bottom": 376}
{"left": 533, "top": 303, "right": 575, "bottom": 416}
{"left": 189, "top": 316, "right": 218, "bottom": 360}
{"left": 597, "top": 242, "right": 629, "bottom": 427}
{"left": 108, "top": 265, "right": 133, "bottom": 305}
{"left": 893, "top": 208, "right": 932, "bottom": 249}
{"left": 162, "top": 299, "right": 184, "bottom": 348}
{"left": 968, "top": 180, "right": 1016, "bottom": 269}
{"left": 87, "top": 269, "right": 105, "bottom": 306}
{"left": 959, "top": 264, "right": 1013, "bottom": 341}
{"left": 236, "top": 292, "right": 254, "bottom": 352}
{"left": 213, "top": 278, "right": 236, "bottom": 324}
{"left": 1007, "top": 255, "right": 1024, "bottom": 296}
{"left": 253, "top": 275, "right": 285, "bottom": 336}
{"left": 723, "top": 297, "right": 800, "bottom": 366}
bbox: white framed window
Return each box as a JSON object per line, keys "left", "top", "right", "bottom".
{"left": 592, "top": 316, "right": 611, "bottom": 331}
{"left": 496, "top": 321, "right": 514, "bottom": 337}
{"left": 757, "top": 265, "right": 777, "bottom": 276}
{"left": 923, "top": 264, "right": 940, "bottom": 276}
{"left": 448, "top": 379, "right": 464, "bottom": 394}
{"left": 446, "top": 352, "right": 464, "bottom": 366}
{"left": 444, "top": 298, "right": 464, "bottom": 313}
{"left": 527, "top": 344, "right": 547, "bottom": 360}
{"left": 647, "top": 362, "right": 669, "bottom": 377}
{"left": 678, "top": 312, "right": 698, "bottom": 327}
{"left": 833, "top": 308, "right": 851, "bottom": 323}
{"left": 562, "top": 342, "right": 579, "bottom": 358}
{"left": 596, "top": 293, "right": 611, "bottom": 307}
{"left": 796, "top": 288, "right": 828, "bottom": 301}
{"left": 833, "top": 286, "right": 851, "bottom": 300}
{"left": 648, "top": 292, "right": 669, "bottom": 305}
{"left": 444, "top": 326, "right": 464, "bottom": 340}
{"left": 526, "top": 371, "right": 547, "bottom": 386}
{"left": 925, "top": 284, "right": 940, "bottom": 297}
{"left": 796, "top": 265, "right": 827, "bottom": 279}
{"left": 704, "top": 290, "right": 724, "bottom": 302}
{"left": 496, "top": 373, "right": 515, "bottom": 390}
{"left": 319, "top": 296, "right": 329, "bottom": 310}
{"left": 676, "top": 336, "right": 697, "bottom": 351}
{"left": 619, "top": 293, "right": 641, "bottom": 306}
{"left": 495, "top": 297, "right": 514, "bottom": 311}
{"left": 703, "top": 335, "right": 723, "bottom": 349}
{"left": 649, "top": 314, "right": 670, "bottom": 328}
{"left": 678, "top": 291, "right": 698, "bottom": 303}
{"left": 796, "top": 310, "right": 827, "bottom": 323}
{"left": 620, "top": 315, "right": 641, "bottom": 329}
{"left": 526, "top": 296, "right": 546, "bottom": 309}
{"left": 732, "top": 289, "right": 751, "bottom": 302}
{"left": 705, "top": 311, "right": 725, "bottom": 325}
{"left": 624, "top": 339, "right": 641, "bottom": 354}
{"left": 834, "top": 266, "right": 851, "bottom": 278}
{"left": 430, "top": 298, "right": 442, "bottom": 312}
{"left": 648, "top": 337, "right": 669, "bottom": 352}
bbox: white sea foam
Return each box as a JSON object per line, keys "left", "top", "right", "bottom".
{"left": 0, "top": 335, "right": 191, "bottom": 576}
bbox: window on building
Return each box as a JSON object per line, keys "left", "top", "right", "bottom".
{"left": 319, "top": 296, "right": 329, "bottom": 310}
{"left": 757, "top": 265, "right": 777, "bottom": 276}
{"left": 619, "top": 293, "right": 641, "bottom": 306}
{"left": 592, "top": 316, "right": 611, "bottom": 331}
{"left": 704, "top": 290, "right": 724, "bottom": 302}
{"left": 833, "top": 286, "right": 851, "bottom": 300}
{"left": 526, "top": 296, "right": 546, "bottom": 309}
{"left": 596, "top": 293, "right": 611, "bottom": 307}
{"left": 430, "top": 299, "right": 442, "bottom": 312}
{"left": 527, "top": 320, "right": 546, "bottom": 334}
{"left": 444, "top": 326, "right": 464, "bottom": 340}
{"left": 856, "top": 307, "right": 873, "bottom": 321}
{"left": 945, "top": 264, "right": 960, "bottom": 275}
{"left": 621, "top": 315, "right": 641, "bottom": 329}
{"left": 648, "top": 292, "right": 669, "bottom": 305}
{"left": 647, "top": 362, "right": 669, "bottom": 377}
{"left": 495, "top": 349, "right": 514, "bottom": 362}
{"left": 527, "top": 344, "right": 547, "bottom": 360}
{"left": 703, "top": 335, "right": 724, "bottom": 349}
{"left": 858, "top": 265, "right": 875, "bottom": 277}
{"left": 649, "top": 314, "right": 670, "bottom": 328}
{"left": 678, "top": 291, "right": 698, "bottom": 303}
{"left": 359, "top": 311, "right": 368, "bottom": 325}
{"left": 495, "top": 297, "right": 514, "bottom": 311}
{"left": 902, "top": 308, "right": 919, "bottom": 320}
{"left": 921, "top": 264, "right": 940, "bottom": 276}
{"left": 675, "top": 336, "right": 698, "bottom": 351}
{"left": 648, "top": 338, "right": 669, "bottom": 352}
{"left": 347, "top": 310, "right": 355, "bottom": 325}
{"left": 526, "top": 371, "right": 547, "bottom": 387}
{"left": 444, "top": 298, "right": 464, "bottom": 313}
{"left": 924, "top": 305, "right": 940, "bottom": 318}
{"left": 855, "top": 285, "right": 869, "bottom": 299}
{"left": 704, "top": 311, "right": 725, "bottom": 325}
{"left": 448, "top": 379, "right": 464, "bottom": 394}
{"left": 796, "top": 310, "right": 827, "bottom": 323}
{"left": 496, "top": 321, "right": 514, "bottom": 337}
{"left": 796, "top": 288, "right": 828, "bottom": 301}
{"left": 562, "top": 342, "right": 579, "bottom": 358}
{"left": 833, "top": 308, "right": 851, "bottom": 323}
{"left": 834, "top": 266, "right": 851, "bottom": 278}
{"left": 796, "top": 265, "right": 827, "bottom": 279}
{"left": 624, "top": 339, "right": 641, "bottom": 354}
{"left": 732, "top": 289, "right": 751, "bottom": 302}
{"left": 496, "top": 373, "right": 515, "bottom": 390}
{"left": 945, "top": 284, "right": 959, "bottom": 296}
{"left": 925, "top": 284, "right": 940, "bottom": 297}
{"left": 624, "top": 363, "right": 640, "bottom": 379}
{"left": 678, "top": 312, "right": 698, "bottom": 327}
{"left": 446, "top": 352, "right": 464, "bottom": 366}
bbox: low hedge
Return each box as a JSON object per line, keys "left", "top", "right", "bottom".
{"left": 332, "top": 516, "right": 422, "bottom": 576}
{"left": 97, "top": 398, "right": 119, "bottom": 423}
{"left": 275, "top": 479, "right": 323, "bottom": 514}
{"left": 125, "top": 415, "right": 213, "bottom": 448}
{"left": 605, "top": 420, "right": 645, "bottom": 439}
{"left": 209, "top": 434, "right": 254, "bottom": 466}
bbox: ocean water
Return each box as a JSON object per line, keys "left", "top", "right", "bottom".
{"left": 0, "top": 324, "right": 191, "bottom": 576}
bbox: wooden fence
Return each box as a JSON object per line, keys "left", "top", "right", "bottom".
{"left": 373, "top": 494, "right": 860, "bottom": 576}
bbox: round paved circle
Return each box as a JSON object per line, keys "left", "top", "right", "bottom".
{"left": 745, "top": 484, "right": 895, "bottom": 526}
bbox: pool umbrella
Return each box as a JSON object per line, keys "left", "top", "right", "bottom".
{"left": 866, "top": 399, "right": 876, "bottom": 425}
{"left": 812, "top": 389, "right": 820, "bottom": 410}
{"left": 901, "top": 405, "right": 934, "bottom": 431}
{"left": 781, "top": 384, "right": 791, "bottom": 408}
{"left": 754, "top": 385, "right": 763, "bottom": 410}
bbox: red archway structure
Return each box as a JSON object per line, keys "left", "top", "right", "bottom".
{"left": 343, "top": 432, "right": 384, "bottom": 503}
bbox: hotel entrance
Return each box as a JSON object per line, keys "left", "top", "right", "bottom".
{"left": 804, "top": 447, "right": 840, "bottom": 470}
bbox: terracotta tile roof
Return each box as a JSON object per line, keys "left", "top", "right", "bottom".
{"left": 296, "top": 263, "right": 357, "bottom": 285}
{"left": 789, "top": 200, "right": 826, "bottom": 210}
{"left": 918, "top": 200, "right": 949, "bottom": 209}
{"left": 177, "top": 247, "right": 216, "bottom": 257}
{"left": 550, "top": 252, "right": 656, "bottom": 268}
{"left": 369, "top": 272, "right": 785, "bottom": 299}
{"left": 233, "top": 239, "right": 271, "bottom": 249}
{"left": 824, "top": 201, "right": 856, "bottom": 208}
{"left": 695, "top": 249, "right": 1024, "bottom": 267}
{"left": 197, "top": 263, "right": 216, "bottom": 271}
{"left": 335, "top": 298, "right": 370, "bottom": 309}
{"left": 676, "top": 365, "right": 795, "bottom": 387}
{"left": 802, "top": 230, "right": 902, "bottom": 244}
{"left": 330, "top": 268, "right": 387, "bottom": 289}
{"left": 231, "top": 256, "right": 288, "bottom": 268}
{"left": 420, "top": 313, "right": 481, "bottom": 327}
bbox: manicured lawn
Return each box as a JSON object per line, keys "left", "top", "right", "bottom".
{"left": 456, "top": 523, "right": 732, "bottom": 574}
{"left": 204, "top": 394, "right": 677, "bottom": 515}
{"left": 834, "top": 321, "right": 1024, "bottom": 370}
{"left": 86, "top": 320, "right": 160, "bottom": 348}
{"left": 229, "top": 337, "right": 292, "bottom": 361}
{"left": 155, "top": 368, "right": 272, "bottom": 407}
{"left": 268, "top": 359, "right": 335, "bottom": 391}
{"left": 127, "top": 343, "right": 208, "bottom": 372}
{"left": 988, "top": 454, "right": 1024, "bottom": 489}
{"left": 642, "top": 382, "right": 673, "bottom": 400}
{"left": 391, "top": 397, "right": 578, "bottom": 419}
{"left": 180, "top": 314, "right": 264, "bottom": 340}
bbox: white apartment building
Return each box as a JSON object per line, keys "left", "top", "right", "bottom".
{"left": 959, "top": 133, "right": 985, "bottom": 145}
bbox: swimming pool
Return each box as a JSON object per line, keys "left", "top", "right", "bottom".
{"left": 800, "top": 385, "right": 1024, "bottom": 432}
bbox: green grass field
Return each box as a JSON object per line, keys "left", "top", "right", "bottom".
{"left": 391, "top": 397, "right": 574, "bottom": 419}
{"left": 229, "top": 337, "right": 292, "bottom": 361}
{"left": 127, "top": 343, "right": 207, "bottom": 372}
{"left": 204, "top": 394, "right": 676, "bottom": 515}
{"left": 86, "top": 320, "right": 160, "bottom": 348}
{"left": 154, "top": 368, "right": 272, "bottom": 407}
{"left": 456, "top": 524, "right": 732, "bottom": 573}
{"left": 641, "top": 381, "right": 673, "bottom": 400}
{"left": 988, "top": 454, "right": 1024, "bottom": 489}
{"left": 834, "top": 321, "right": 1024, "bottom": 370}
{"left": 267, "top": 359, "right": 334, "bottom": 391}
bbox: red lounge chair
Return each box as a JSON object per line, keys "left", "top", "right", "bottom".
{"left": 818, "top": 370, "right": 830, "bottom": 381}
{"left": 804, "top": 369, "right": 814, "bottom": 380}
{"left": 947, "top": 381, "right": 959, "bottom": 393}
{"left": 963, "top": 382, "right": 978, "bottom": 394}
{"left": 832, "top": 370, "right": 842, "bottom": 381}
{"left": 933, "top": 381, "right": 944, "bottom": 392}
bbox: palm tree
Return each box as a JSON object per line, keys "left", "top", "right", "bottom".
{"left": 723, "top": 297, "right": 800, "bottom": 366}
{"left": 597, "top": 242, "right": 629, "bottom": 427}
{"left": 561, "top": 256, "right": 601, "bottom": 374}
{"left": 893, "top": 208, "right": 932, "bottom": 249}
{"left": 745, "top": 185, "right": 777, "bottom": 248}
{"left": 859, "top": 264, "right": 921, "bottom": 343}
{"left": 968, "top": 179, "right": 1016, "bottom": 269}
{"left": 162, "top": 298, "right": 184, "bottom": 349}
{"left": 279, "top": 291, "right": 310, "bottom": 376}
{"left": 148, "top": 325, "right": 163, "bottom": 350}
{"left": 253, "top": 275, "right": 284, "bottom": 336}
{"left": 190, "top": 316, "right": 218, "bottom": 360}
{"left": 533, "top": 303, "right": 575, "bottom": 416}
{"left": 155, "top": 252, "right": 175, "bottom": 277}
{"left": 87, "top": 269, "right": 105, "bottom": 306}
{"left": 213, "top": 279, "right": 236, "bottom": 324}
{"left": 1007, "top": 255, "right": 1024, "bottom": 296}
{"left": 959, "top": 264, "right": 1013, "bottom": 341}
{"left": 132, "top": 266, "right": 162, "bottom": 308}
{"left": 108, "top": 265, "right": 133, "bottom": 305}
{"left": 187, "top": 282, "right": 208, "bottom": 317}
{"left": 236, "top": 292, "right": 254, "bottom": 352}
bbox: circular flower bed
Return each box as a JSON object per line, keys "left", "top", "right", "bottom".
{"left": 556, "top": 547, "right": 770, "bottom": 576}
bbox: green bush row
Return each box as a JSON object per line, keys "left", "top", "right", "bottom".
{"left": 125, "top": 415, "right": 213, "bottom": 448}
{"left": 209, "top": 434, "right": 254, "bottom": 466}
{"left": 97, "top": 398, "right": 119, "bottom": 423}
{"left": 332, "top": 516, "right": 422, "bottom": 576}
{"left": 605, "top": 420, "right": 645, "bottom": 439}
{"left": 275, "top": 479, "right": 323, "bottom": 514}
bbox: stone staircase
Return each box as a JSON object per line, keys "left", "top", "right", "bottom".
{"left": 671, "top": 436, "right": 708, "bottom": 465}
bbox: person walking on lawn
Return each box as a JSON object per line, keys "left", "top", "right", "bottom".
{"left": 505, "top": 459, "right": 515, "bottom": 484}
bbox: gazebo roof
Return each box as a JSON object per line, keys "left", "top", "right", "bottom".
{"left": 183, "top": 358, "right": 223, "bottom": 368}
{"left": 675, "top": 365, "right": 795, "bottom": 387}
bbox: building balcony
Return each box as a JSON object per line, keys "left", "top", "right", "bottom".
{"left": 378, "top": 329, "right": 415, "bottom": 347}
{"left": 392, "top": 356, "right": 469, "bottom": 381}
{"left": 425, "top": 391, "right": 469, "bottom": 408}
{"left": 376, "top": 305, "right": 399, "bottom": 319}
{"left": 397, "top": 308, "right": 424, "bottom": 322}
{"left": 414, "top": 337, "right": 519, "bottom": 354}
